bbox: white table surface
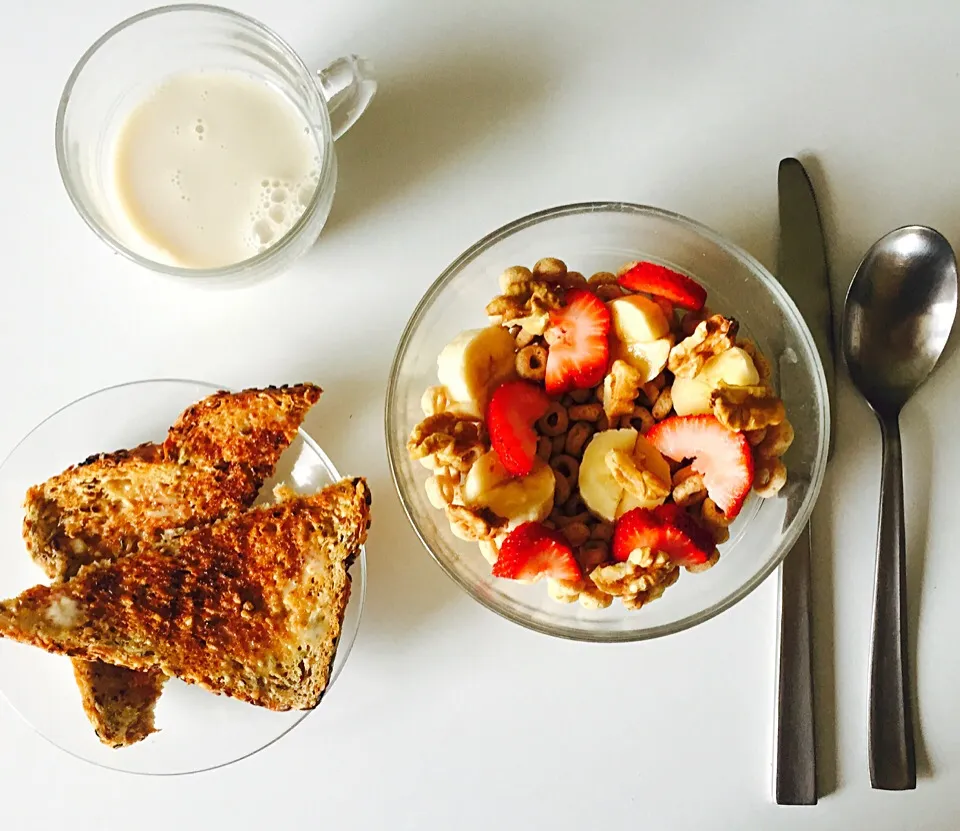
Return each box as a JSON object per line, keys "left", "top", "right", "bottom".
{"left": 3, "top": 0, "right": 960, "bottom": 828}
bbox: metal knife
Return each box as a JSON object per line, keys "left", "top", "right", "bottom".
{"left": 773, "top": 157, "right": 835, "bottom": 805}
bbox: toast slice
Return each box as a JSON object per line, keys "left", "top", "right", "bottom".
{"left": 0, "top": 479, "right": 370, "bottom": 710}
{"left": 24, "top": 384, "right": 323, "bottom": 582}
{"left": 21, "top": 383, "right": 321, "bottom": 746}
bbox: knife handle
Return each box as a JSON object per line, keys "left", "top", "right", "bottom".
{"left": 868, "top": 414, "right": 916, "bottom": 790}
{"left": 774, "top": 522, "right": 817, "bottom": 805}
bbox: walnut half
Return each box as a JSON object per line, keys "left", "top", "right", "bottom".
{"left": 485, "top": 280, "right": 564, "bottom": 333}
{"left": 602, "top": 359, "right": 644, "bottom": 420}
{"left": 591, "top": 552, "right": 680, "bottom": 610}
{"left": 445, "top": 504, "right": 505, "bottom": 541}
{"left": 604, "top": 449, "right": 670, "bottom": 505}
{"left": 407, "top": 412, "right": 488, "bottom": 472}
{"left": 710, "top": 382, "right": 786, "bottom": 432}
{"left": 591, "top": 548, "right": 676, "bottom": 598}
{"left": 667, "top": 314, "right": 738, "bottom": 379}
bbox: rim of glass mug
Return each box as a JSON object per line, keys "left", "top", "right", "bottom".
{"left": 54, "top": 3, "right": 375, "bottom": 283}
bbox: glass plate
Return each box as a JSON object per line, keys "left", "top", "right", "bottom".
{"left": 0, "top": 379, "right": 365, "bottom": 775}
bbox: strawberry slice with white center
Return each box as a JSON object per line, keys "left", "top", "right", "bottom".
{"left": 646, "top": 415, "right": 754, "bottom": 518}
{"left": 612, "top": 506, "right": 712, "bottom": 567}
{"left": 486, "top": 380, "right": 550, "bottom": 476}
{"left": 617, "top": 262, "right": 707, "bottom": 312}
{"left": 492, "top": 522, "right": 582, "bottom": 582}
{"left": 543, "top": 288, "right": 611, "bottom": 395}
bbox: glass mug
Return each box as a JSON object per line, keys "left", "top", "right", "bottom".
{"left": 55, "top": 3, "right": 376, "bottom": 285}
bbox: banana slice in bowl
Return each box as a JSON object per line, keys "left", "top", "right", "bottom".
{"left": 672, "top": 346, "right": 760, "bottom": 416}
{"left": 579, "top": 428, "right": 674, "bottom": 521}
{"left": 437, "top": 326, "right": 519, "bottom": 416}
{"left": 462, "top": 451, "right": 555, "bottom": 527}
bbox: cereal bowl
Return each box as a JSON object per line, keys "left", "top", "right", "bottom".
{"left": 386, "top": 203, "right": 829, "bottom": 641}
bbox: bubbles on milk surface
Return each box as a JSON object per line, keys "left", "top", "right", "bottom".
{"left": 170, "top": 169, "right": 191, "bottom": 202}
{"left": 243, "top": 161, "right": 320, "bottom": 254}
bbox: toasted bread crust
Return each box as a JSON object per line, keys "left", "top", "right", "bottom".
{"left": 2, "top": 480, "right": 370, "bottom": 710}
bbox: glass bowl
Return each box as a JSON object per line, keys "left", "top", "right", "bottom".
{"left": 0, "top": 379, "right": 365, "bottom": 775}
{"left": 386, "top": 202, "right": 828, "bottom": 642}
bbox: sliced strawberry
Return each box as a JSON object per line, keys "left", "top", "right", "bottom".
{"left": 486, "top": 380, "right": 550, "bottom": 476}
{"left": 612, "top": 507, "right": 711, "bottom": 567}
{"left": 646, "top": 415, "right": 754, "bottom": 518}
{"left": 618, "top": 262, "right": 707, "bottom": 312}
{"left": 653, "top": 503, "right": 716, "bottom": 558}
{"left": 493, "top": 522, "right": 582, "bottom": 582}
{"left": 543, "top": 289, "right": 611, "bottom": 395}
{"left": 611, "top": 507, "right": 659, "bottom": 562}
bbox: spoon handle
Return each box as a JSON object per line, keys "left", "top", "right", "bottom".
{"left": 868, "top": 414, "right": 916, "bottom": 790}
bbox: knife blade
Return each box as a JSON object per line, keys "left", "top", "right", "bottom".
{"left": 773, "top": 157, "right": 835, "bottom": 806}
{"left": 777, "top": 158, "right": 836, "bottom": 454}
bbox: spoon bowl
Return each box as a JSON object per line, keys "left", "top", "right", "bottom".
{"left": 842, "top": 224, "right": 957, "bottom": 791}
{"left": 844, "top": 226, "right": 957, "bottom": 415}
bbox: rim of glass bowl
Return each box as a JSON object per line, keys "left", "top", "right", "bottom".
{"left": 0, "top": 377, "right": 366, "bottom": 775}
{"left": 54, "top": 4, "right": 336, "bottom": 282}
{"left": 386, "top": 201, "right": 829, "bottom": 642}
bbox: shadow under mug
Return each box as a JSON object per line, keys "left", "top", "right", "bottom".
{"left": 55, "top": 3, "right": 376, "bottom": 286}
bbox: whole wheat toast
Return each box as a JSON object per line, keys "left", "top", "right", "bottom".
{"left": 21, "top": 384, "right": 321, "bottom": 746}
{"left": 1, "top": 479, "right": 370, "bottom": 710}
{"left": 25, "top": 384, "right": 322, "bottom": 581}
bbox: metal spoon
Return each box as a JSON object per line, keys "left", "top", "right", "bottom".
{"left": 842, "top": 226, "right": 957, "bottom": 790}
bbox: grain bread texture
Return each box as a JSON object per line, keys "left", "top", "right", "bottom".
{"left": 20, "top": 384, "right": 321, "bottom": 745}
{"left": 72, "top": 661, "right": 168, "bottom": 748}
{"left": 24, "top": 384, "right": 323, "bottom": 581}
{"left": 1, "top": 479, "right": 370, "bottom": 710}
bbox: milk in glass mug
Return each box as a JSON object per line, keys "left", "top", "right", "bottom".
{"left": 55, "top": 4, "right": 376, "bottom": 284}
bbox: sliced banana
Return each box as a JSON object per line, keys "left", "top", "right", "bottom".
{"left": 578, "top": 428, "right": 638, "bottom": 521}
{"left": 607, "top": 293, "right": 673, "bottom": 383}
{"left": 462, "top": 450, "right": 510, "bottom": 503}
{"left": 699, "top": 346, "right": 760, "bottom": 387}
{"left": 436, "top": 326, "right": 519, "bottom": 416}
{"left": 463, "top": 451, "right": 555, "bottom": 527}
{"left": 612, "top": 336, "right": 674, "bottom": 383}
{"left": 671, "top": 376, "right": 714, "bottom": 416}
{"left": 608, "top": 295, "right": 670, "bottom": 344}
{"left": 672, "top": 346, "right": 761, "bottom": 416}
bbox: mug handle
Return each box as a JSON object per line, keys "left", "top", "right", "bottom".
{"left": 316, "top": 56, "right": 377, "bottom": 140}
